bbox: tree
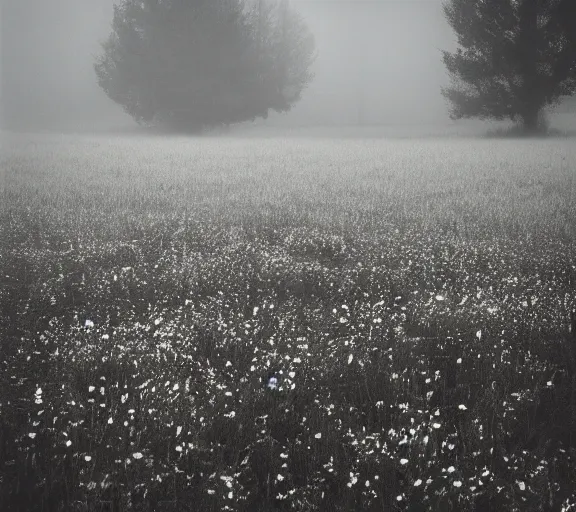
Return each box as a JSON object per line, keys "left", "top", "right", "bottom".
{"left": 442, "top": 0, "right": 576, "bottom": 133}
{"left": 94, "top": 0, "right": 315, "bottom": 132}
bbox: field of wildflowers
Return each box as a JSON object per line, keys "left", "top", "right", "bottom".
{"left": 2, "top": 131, "right": 576, "bottom": 511}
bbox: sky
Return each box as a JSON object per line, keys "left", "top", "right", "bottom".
{"left": 274, "top": 0, "right": 454, "bottom": 126}
{"left": 1, "top": 0, "right": 457, "bottom": 131}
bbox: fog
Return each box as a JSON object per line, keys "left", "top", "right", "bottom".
{"left": 2, "top": 0, "right": 458, "bottom": 132}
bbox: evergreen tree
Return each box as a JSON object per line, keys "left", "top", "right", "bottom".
{"left": 442, "top": 0, "right": 576, "bottom": 133}
{"left": 94, "top": 0, "right": 315, "bottom": 132}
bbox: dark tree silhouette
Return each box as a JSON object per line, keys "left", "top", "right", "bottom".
{"left": 94, "top": 0, "right": 315, "bottom": 132}
{"left": 442, "top": 0, "right": 576, "bottom": 133}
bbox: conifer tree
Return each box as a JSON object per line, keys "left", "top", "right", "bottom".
{"left": 442, "top": 0, "right": 576, "bottom": 133}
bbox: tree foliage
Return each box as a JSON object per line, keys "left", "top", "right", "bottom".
{"left": 94, "top": 0, "right": 315, "bottom": 132}
{"left": 442, "top": 0, "right": 576, "bottom": 133}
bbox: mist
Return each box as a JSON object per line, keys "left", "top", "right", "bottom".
{"left": 266, "top": 0, "right": 454, "bottom": 127}
{"left": 1, "top": 0, "right": 129, "bottom": 131}
{"left": 1, "top": 0, "right": 460, "bottom": 132}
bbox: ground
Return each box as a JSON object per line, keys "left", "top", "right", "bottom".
{"left": 2, "top": 128, "right": 576, "bottom": 511}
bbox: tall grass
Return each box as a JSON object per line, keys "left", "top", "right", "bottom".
{"left": 2, "top": 131, "right": 576, "bottom": 511}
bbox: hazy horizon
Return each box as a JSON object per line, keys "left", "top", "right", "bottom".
{"left": 1, "top": 0, "right": 573, "bottom": 134}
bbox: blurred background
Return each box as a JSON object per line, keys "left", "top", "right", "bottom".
{"left": 1, "top": 0, "right": 573, "bottom": 132}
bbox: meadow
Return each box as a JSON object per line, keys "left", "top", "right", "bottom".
{"left": 2, "top": 130, "right": 576, "bottom": 511}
